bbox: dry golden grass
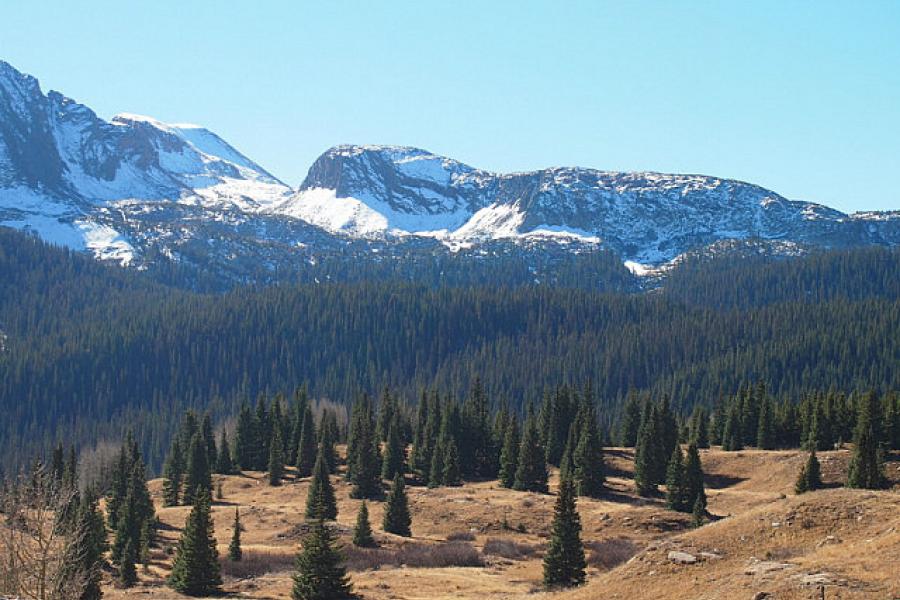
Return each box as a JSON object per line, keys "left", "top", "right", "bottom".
{"left": 101, "top": 446, "right": 899, "bottom": 599}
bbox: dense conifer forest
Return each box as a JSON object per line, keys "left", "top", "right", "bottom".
{"left": 2, "top": 226, "right": 900, "bottom": 470}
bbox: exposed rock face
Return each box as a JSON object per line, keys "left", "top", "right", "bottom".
{"left": 2, "top": 59, "right": 899, "bottom": 280}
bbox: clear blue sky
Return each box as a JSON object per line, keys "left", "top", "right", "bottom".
{"left": 2, "top": 1, "right": 899, "bottom": 212}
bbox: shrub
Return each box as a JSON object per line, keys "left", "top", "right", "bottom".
{"left": 482, "top": 537, "right": 537, "bottom": 560}
{"left": 585, "top": 538, "right": 638, "bottom": 570}
{"left": 343, "top": 541, "right": 484, "bottom": 571}
{"left": 446, "top": 531, "right": 476, "bottom": 542}
{"left": 220, "top": 549, "right": 295, "bottom": 579}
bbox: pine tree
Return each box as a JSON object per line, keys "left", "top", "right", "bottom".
{"left": 255, "top": 396, "right": 272, "bottom": 471}
{"left": 234, "top": 402, "right": 255, "bottom": 471}
{"left": 795, "top": 449, "right": 822, "bottom": 494}
{"left": 690, "top": 405, "right": 710, "bottom": 449}
{"left": 269, "top": 423, "right": 285, "bottom": 486}
{"left": 119, "top": 537, "right": 138, "bottom": 587}
{"left": 682, "top": 443, "right": 707, "bottom": 514}
{"left": 442, "top": 436, "right": 462, "bottom": 486}
{"left": 350, "top": 416, "right": 382, "bottom": 500}
{"left": 498, "top": 416, "right": 520, "bottom": 488}
{"left": 201, "top": 413, "right": 217, "bottom": 469}
{"left": 665, "top": 445, "right": 687, "bottom": 512}
{"left": 306, "top": 447, "right": 337, "bottom": 521}
{"left": 183, "top": 432, "right": 212, "bottom": 505}
{"left": 757, "top": 397, "right": 776, "bottom": 449}
{"left": 633, "top": 403, "right": 657, "bottom": 496}
{"left": 542, "top": 477, "right": 586, "bottom": 589}
{"left": 847, "top": 391, "right": 886, "bottom": 489}
{"left": 168, "top": 491, "right": 222, "bottom": 596}
{"left": 618, "top": 392, "right": 642, "bottom": 447}
{"left": 691, "top": 495, "right": 705, "bottom": 528}
{"left": 352, "top": 501, "right": 376, "bottom": 547}
{"left": 514, "top": 411, "right": 549, "bottom": 493}
{"left": 57, "top": 493, "right": 105, "bottom": 600}
{"left": 295, "top": 404, "right": 318, "bottom": 477}
{"left": 383, "top": 473, "right": 412, "bottom": 537}
{"left": 381, "top": 415, "right": 405, "bottom": 480}
{"left": 228, "top": 508, "right": 242, "bottom": 561}
{"left": 428, "top": 436, "right": 445, "bottom": 488}
{"left": 291, "top": 520, "right": 353, "bottom": 600}
{"left": 722, "top": 403, "right": 743, "bottom": 451}
{"left": 318, "top": 410, "right": 338, "bottom": 474}
{"left": 215, "top": 430, "right": 234, "bottom": 475}
{"left": 162, "top": 438, "right": 184, "bottom": 507}
{"left": 573, "top": 407, "right": 605, "bottom": 497}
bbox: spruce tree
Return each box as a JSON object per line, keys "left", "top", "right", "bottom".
{"left": 498, "top": 416, "right": 520, "bottom": 488}
{"left": 618, "top": 392, "right": 642, "bottom": 447}
{"left": 383, "top": 473, "right": 412, "bottom": 537}
{"left": 201, "top": 413, "right": 217, "bottom": 469}
{"left": 542, "top": 477, "right": 586, "bottom": 589}
{"left": 722, "top": 403, "right": 743, "bottom": 451}
{"left": 269, "top": 423, "right": 285, "bottom": 486}
{"left": 795, "top": 449, "right": 822, "bottom": 494}
{"left": 847, "top": 391, "right": 886, "bottom": 489}
{"left": 295, "top": 404, "right": 318, "bottom": 478}
{"left": 350, "top": 417, "right": 382, "bottom": 500}
{"left": 306, "top": 447, "right": 337, "bottom": 521}
{"left": 162, "top": 438, "right": 184, "bottom": 507}
{"left": 318, "top": 410, "right": 338, "bottom": 474}
{"left": 757, "top": 397, "right": 776, "bottom": 449}
{"left": 682, "top": 443, "right": 707, "bottom": 513}
{"left": 234, "top": 402, "right": 255, "bottom": 471}
{"left": 228, "top": 508, "right": 242, "bottom": 561}
{"left": 291, "top": 520, "right": 353, "bottom": 600}
{"left": 665, "top": 445, "right": 687, "bottom": 512}
{"left": 352, "top": 501, "right": 376, "bottom": 548}
{"left": 690, "top": 405, "right": 710, "bottom": 449}
{"left": 183, "top": 432, "right": 212, "bottom": 505}
{"left": 57, "top": 493, "right": 105, "bottom": 600}
{"left": 119, "top": 537, "right": 138, "bottom": 587}
{"left": 168, "top": 491, "right": 222, "bottom": 596}
{"left": 428, "top": 436, "right": 445, "bottom": 488}
{"left": 633, "top": 405, "right": 657, "bottom": 496}
{"left": 573, "top": 407, "right": 605, "bottom": 498}
{"left": 514, "top": 411, "right": 549, "bottom": 493}
{"left": 691, "top": 496, "right": 705, "bottom": 528}
{"left": 215, "top": 430, "right": 234, "bottom": 475}
{"left": 442, "top": 436, "right": 462, "bottom": 486}
{"left": 381, "top": 415, "right": 405, "bottom": 480}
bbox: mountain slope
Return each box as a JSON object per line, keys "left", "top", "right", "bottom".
{"left": 1, "top": 59, "right": 899, "bottom": 280}
{"left": 284, "top": 144, "right": 900, "bottom": 264}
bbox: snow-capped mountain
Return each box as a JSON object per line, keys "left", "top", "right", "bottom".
{"left": 1, "top": 59, "right": 899, "bottom": 282}
{"left": 284, "top": 144, "right": 900, "bottom": 265}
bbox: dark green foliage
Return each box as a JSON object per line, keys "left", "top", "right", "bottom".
{"left": 514, "top": 411, "right": 548, "bottom": 493}
{"left": 618, "top": 392, "right": 643, "bottom": 447}
{"left": 162, "top": 438, "right": 183, "bottom": 507}
{"left": 381, "top": 416, "right": 405, "bottom": 481}
{"left": 665, "top": 445, "right": 687, "bottom": 511}
{"left": 291, "top": 520, "right": 353, "bottom": 600}
{"left": 682, "top": 443, "right": 706, "bottom": 513}
{"left": 428, "top": 436, "right": 445, "bottom": 488}
{"left": 215, "top": 430, "right": 234, "bottom": 475}
{"left": 573, "top": 407, "right": 605, "bottom": 497}
{"left": 234, "top": 403, "right": 256, "bottom": 471}
{"left": 57, "top": 493, "right": 105, "bottom": 600}
{"left": 542, "top": 477, "right": 586, "bottom": 589}
{"left": 228, "top": 508, "right": 242, "bottom": 561}
{"left": 690, "top": 405, "right": 710, "bottom": 448}
{"left": 722, "top": 403, "right": 743, "bottom": 451}
{"left": 4, "top": 225, "right": 900, "bottom": 472}
{"left": 318, "top": 411, "right": 338, "bottom": 474}
{"left": 201, "top": 414, "right": 217, "bottom": 471}
{"left": 268, "top": 423, "right": 285, "bottom": 486}
{"left": 498, "top": 416, "right": 520, "bottom": 488}
{"left": 383, "top": 473, "right": 412, "bottom": 537}
{"left": 295, "top": 404, "right": 318, "bottom": 477}
{"left": 183, "top": 432, "right": 212, "bottom": 506}
{"left": 119, "top": 538, "right": 138, "bottom": 587}
{"left": 352, "top": 501, "right": 376, "bottom": 548}
{"left": 168, "top": 491, "right": 222, "bottom": 596}
{"left": 442, "top": 436, "right": 462, "bottom": 486}
{"left": 691, "top": 495, "right": 705, "bottom": 528}
{"left": 795, "top": 450, "right": 822, "bottom": 494}
{"left": 306, "top": 447, "right": 337, "bottom": 521}
{"left": 757, "top": 396, "right": 776, "bottom": 450}
{"left": 847, "top": 391, "right": 886, "bottom": 489}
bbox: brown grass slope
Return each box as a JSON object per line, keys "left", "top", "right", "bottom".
{"left": 102, "top": 447, "right": 899, "bottom": 600}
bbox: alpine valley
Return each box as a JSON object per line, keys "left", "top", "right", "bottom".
{"left": 2, "top": 59, "right": 899, "bottom": 287}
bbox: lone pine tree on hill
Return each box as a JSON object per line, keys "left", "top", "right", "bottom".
{"left": 168, "top": 491, "right": 222, "bottom": 597}
{"left": 383, "top": 473, "right": 412, "bottom": 537}
{"left": 795, "top": 449, "right": 823, "bottom": 494}
{"left": 292, "top": 520, "right": 353, "bottom": 600}
{"left": 162, "top": 437, "right": 184, "bottom": 507}
{"left": 543, "top": 476, "right": 586, "bottom": 589}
